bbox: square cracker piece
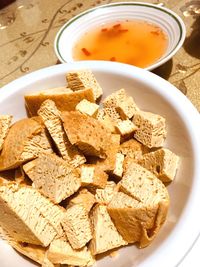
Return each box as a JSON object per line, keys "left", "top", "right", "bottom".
{"left": 61, "top": 205, "right": 92, "bottom": 249}
{"left": 0, "top": 115, "right": 12, "bottom": 151}
{"left": 38, "top": 99, "right": 85, "bottom": 167}
{"left": 0, "top": 183, "right": 65, "bottom": 246}
{"left": 80, "top": 164, "right": 108, "bottom": 189}
{"left": 68, "top": 188, "right": 96, "bottom": 213}
{"left": 66, "top": 70, "right": 103, "bottom": 100}
{"left": 62, "top": 111, "right": 112, "bottom": 158}
{"left": 119, "top": 139, "right": 149, "bottom": 172}
{"left": 115, "top": 119, "right": 137, "bottom": 136}
{"left": 25, "top": 87, "right": 95, "bottom": 117}
{"left": 94, "top": 134, "right": 121, "bottom": 172}
{"left": 47, "top": 235, "right": 95, "bottom": 266}
{"left": 23, "top": 153, "right": 81, "bottom": 204}
{"left": 103, "top": 89, "right": 139, "bottom": 119}
{"left": 89, "top": 205, "right": 127, "bottom": 255}
{"left": 112, "top": 152, "right": 125, "bottom": 179}
{"left": 139, "top": 148, "right": 179, "bottom": 182}
{"left": 76, "top": 99, "right": 99, "bottom": 117}
{"left": 133, "top": 111, "right": 167, "bottom": 148}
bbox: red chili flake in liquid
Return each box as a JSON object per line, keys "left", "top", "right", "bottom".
{"left": 81, "top": 48, "right": 91, "bottom": 56}
{"left": 118, "top": 29, "right": 128, "bottom": 33}
{"left": 113, "top": 23, "right": 121, "bottom": 29}
{"left": 151, "top": 31, "right": 159, "bottom": 35}
{"left": 101, "top": 28, "right": 107, "bottom": 32}
{"left": 110, "top": 57, "right": 116, "bottom": 61}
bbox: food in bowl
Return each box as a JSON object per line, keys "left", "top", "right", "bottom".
{"left": 0, "top": 69, "right": 180, "bottom": 266}
{"left": 0, "top": 61, "right": 199, "bottom": 267}
{"left": 54, "top": 2, "right": 186, "bottom": 70}
{"left": 73, "top": 20, "right": 168, "bottom": 68}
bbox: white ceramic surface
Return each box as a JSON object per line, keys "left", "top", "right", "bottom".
{"left": 0, "top": 61, "right": 200, "bottom": 267}
{"left": 54, "top": 2, "right": 186, "bottom": 70}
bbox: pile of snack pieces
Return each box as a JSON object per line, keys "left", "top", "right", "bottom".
{"left": 0, "top": 70, "right": 179, "bottom": 267}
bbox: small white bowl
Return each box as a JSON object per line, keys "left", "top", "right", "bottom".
{"left": 54, "top": 2, "right": 186, "bottom": 70}
{"left": 0, "top": 61, "right": 200, "bottom": 267}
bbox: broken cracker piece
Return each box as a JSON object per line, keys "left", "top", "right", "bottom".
{"left": 0, "top": 183, "right": 65, "bottom": 246}
{"left": 38, "top": 99, "right": 85, "bottom": 167}
{"left": 119, "top": 139, "right": 149, "bottom": 156}
{"left": 95, "top": 134, "right": 121, "bottom": 172}
{"left": 116, "top": 120, "right": 137, "bottom": 136}
{"left": 103, "top": 89, "right": 139, "bottom": 119}
{"left": 95, "top": 181, "right": 117, "bottom": 205}
{"left": 76, "top": 99, "right": 99, "bottom": 117}
{"left": 25, "top": 87, "right": 95, "bottom": 116}
{"left": 47, "top": 235, "right": 95, "bottom": 266}
{"left": 0, "top": 117, "right": 53, "bottom": 171}
{"left": 89, "top": 205, "right": 127, "bottom": 255}
{"left": 112, "top": 152, "right": 125, "bottom": 179}
{"left": 0, "top": 115, "right": 12, "bottom": 151}
{"left": 61, "top": 204, "right": 92, "bottom": 249}
{"left": 133, "top": 111, "right": 166, "bottom": 148}
{"left": 108, "top": 191, "right": 167, "bottom": 247}
{"left": 96, "top": 109, "right": 116, "bottom": 133}
{"left": 66, "top": 70, "right": 103, "bottom": 100}
{"left": 139, "top": 148, "right": 179, "bottom": 182}
{"left": 68, "top": 188, "right": 96, "bottom": 213}
{"left": 80, "top": 164, "right": 108, "bottom": 189}
{"left": 23, "top": 153, "right": 81, "bottom": 204}
{"left": 62, "top": 111, "right": 111, "bottom": 158}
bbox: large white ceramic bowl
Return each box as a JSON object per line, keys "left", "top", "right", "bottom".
{"left": 54, "top": 2, "right": 186, "bottom": 70}
{"left": 0, "top": 61, "right": 200, "bottom": 267}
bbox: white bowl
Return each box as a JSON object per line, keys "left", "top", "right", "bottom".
{"left": 54, "top": 2, "right": 186, "bottom": 70}
{"left": 0, "top": 61, "right": 200, "bottom": 267}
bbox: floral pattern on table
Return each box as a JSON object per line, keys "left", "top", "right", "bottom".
{"left": 0, "top": 0, "right": 199, "bottom": 111}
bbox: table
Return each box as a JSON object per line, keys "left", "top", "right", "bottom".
{"left": 0, "top": 0, "right": 200, "bottom": 111}
{"left": 0, "top": 1, "right": 199, "bottom": 266}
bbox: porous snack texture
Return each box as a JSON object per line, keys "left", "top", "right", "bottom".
{"left": 0, "top": 69, "right": 179, "bottom": 267}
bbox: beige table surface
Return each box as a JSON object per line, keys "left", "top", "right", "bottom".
{"left": 0, "top": 0, "right": 200, "bottom": 111}
{"left": 0, "top": 1, "right": 200, "bottom": 266}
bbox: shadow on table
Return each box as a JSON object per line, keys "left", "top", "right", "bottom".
{"left": 153, "top": 59, "right": 173, "bottom": 80}
{"left": 184, "top": 17, "right": 200, "bottom": 59}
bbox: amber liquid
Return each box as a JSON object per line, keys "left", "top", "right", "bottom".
{"left": 73, "top": 20, "right": 168, "bottom": 68}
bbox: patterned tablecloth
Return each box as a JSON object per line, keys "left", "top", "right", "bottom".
{"left": 0, "top": 0, "right": 200, "bottom": 111}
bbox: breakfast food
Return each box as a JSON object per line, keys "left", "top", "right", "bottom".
{"left": 0, "top": 70, "right": 179, "bottom": 267}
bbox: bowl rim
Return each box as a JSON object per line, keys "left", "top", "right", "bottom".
{"left": 1, "top": 61, "right": 200, "bottom": 267}
{"left": 54, "top": 1, "right": 186, "bottom": 70}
